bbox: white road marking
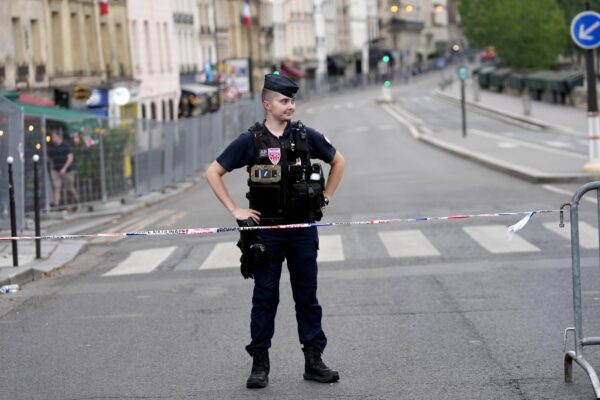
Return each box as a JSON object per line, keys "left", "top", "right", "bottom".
{"left": 470, "top": 129, "right": 586, "bottom": 160}
{"left": 545, "top": 141, "right": 573, "bottom": 149}
{"left": 497, "top": 142, "right": 519, "bottom": 149}
{"left": 103, "top": 246, "right": 177, "bottom": 276}
{"left": 93, "top": 209, "right": 175, "bottom": 244}
{"left": 542, "top": 184, "right": 597, "bottom": 204}
{"left": 544, "top": 222, "right": 598, "bottom": 249}
{"left": 378, "top": 230, "right": 440, "bottom": 258}
{"left": 463, "top": 225, "right": 540, "bottom": 253}
{"left": 317, "top": 234, "right": 345, "bottom": 262}
{"left": 200, "top": 241, "right": 240, "bottom": 270}
{"left": 346, "top": 126, "right": 369, "bottom": 134}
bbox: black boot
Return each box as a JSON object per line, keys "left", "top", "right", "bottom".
{"left": 302, "top": 346, "right": 340, "bottom": 383}
{"left": 246, "top": 350, "right": 269, "bottom": 389}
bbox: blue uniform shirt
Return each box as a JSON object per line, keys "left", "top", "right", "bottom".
{"left": 217, "top": 122, "right": 336, "bottom": 172}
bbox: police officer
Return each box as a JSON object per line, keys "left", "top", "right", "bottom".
{"left": 206, "top": 74, "right": 345, "bottom": 389}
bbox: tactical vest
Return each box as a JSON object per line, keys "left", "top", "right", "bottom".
{"left": 246, "top": 121, "right": 325, "bottom": 224}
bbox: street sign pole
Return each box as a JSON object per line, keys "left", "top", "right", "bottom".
{"left": 456, "top": 65, "right": 469, "bottom": 138}
{"left": 571, "top": 7, "right": 600, "bottom": 171}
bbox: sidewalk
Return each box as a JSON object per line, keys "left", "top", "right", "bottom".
{"left": 436, "top": 79, "right": 588, "bottom": 136}
{"left": 0, "top": 177, "right": 199, "bottom": 289}
{"left": 382, "top": 80, "right": 600, "bottom": 183}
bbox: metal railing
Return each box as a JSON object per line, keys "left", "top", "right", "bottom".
{"left": 0, "top": 97, "right": 24, "bottom": 231}
{"left": 3, "top": 75, "right": 389, "bottom": 232}
{"left": 561, "top": 181, "right": 600, "bottom": 398}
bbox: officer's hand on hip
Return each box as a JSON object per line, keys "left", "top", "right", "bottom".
{"left": 232, "top": 207, "right": 261, "bottom": 225}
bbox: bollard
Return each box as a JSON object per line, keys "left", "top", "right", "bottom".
{"left": 461, "top": 80, "right": 467, "bottom": 138}
{"left": 33, "top": 154, "right": 41, "bottom": 259}
{"left": 522, "top": 88, "right": 532, "bottom": 116}
{"left": 472, "top": 81, "right": 480, "bottom": 102}
{"left": 7, "top": 157, "right": 18, "bottom": 267}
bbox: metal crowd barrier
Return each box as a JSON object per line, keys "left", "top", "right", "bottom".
{"left": 562, "top": 181, "right": 600, "bottom": 399}
{"left": 0, "top": 97, "right": 24, "bottom": 231}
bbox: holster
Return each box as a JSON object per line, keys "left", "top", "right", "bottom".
{"left": 237, "top": 219, "right": 286, "bottom": 279}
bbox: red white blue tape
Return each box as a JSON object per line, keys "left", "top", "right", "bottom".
{"left": 0, "top": 210, "right": 557, "bottom": 241}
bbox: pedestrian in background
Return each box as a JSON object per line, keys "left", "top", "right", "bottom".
{"left": 206, "top": 74, "right": 345, "bottom": 389}
{"left": 47, "top": 129, "right": 79, "bottom": 211}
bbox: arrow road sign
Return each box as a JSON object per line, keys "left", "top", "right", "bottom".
{"left": 571, "top": 11, "right": 600, "bottom": 49}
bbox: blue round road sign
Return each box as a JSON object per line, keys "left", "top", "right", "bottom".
{"left": 571, "top": 11, "right": 600, "bottom": 49}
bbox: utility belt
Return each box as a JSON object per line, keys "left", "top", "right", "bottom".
{"left": 247, "top": 163, "right": 325, "bottom": 222}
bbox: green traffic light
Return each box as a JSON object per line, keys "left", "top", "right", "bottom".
{"left": 273, "top": 70, "right": 280, "bottom": 75}
{"left": 382, "top": 55, "right": 390, "bottom": 63}
{"left": 384, "top": 80, "right": 391, "bottom": 87}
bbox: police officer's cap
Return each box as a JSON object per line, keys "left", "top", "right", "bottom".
{"left": 263, "top": 74, "right": 299, "bottom": 98}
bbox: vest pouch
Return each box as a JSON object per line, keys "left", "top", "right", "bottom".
{"left": 248, "top": 184, "right": 283, "bottom": 215}
{"left": 290, "top": 182, "right": 324, "bottom": 221}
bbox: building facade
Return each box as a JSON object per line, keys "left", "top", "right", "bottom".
{"left": 214, "top": 0, "right": 273, "bottom": 95}
{"left": 128, "top": 0, "right": 179, "bottom": 120}
{"left": 0, "top": 0, "right": 137, "bottom": 119}
{"left": 379, "top": 0, "right": 451, "bottom": 73}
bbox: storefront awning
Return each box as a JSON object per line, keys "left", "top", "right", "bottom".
{"left": 14, "top": 101, "right": 100, "bottom": 135}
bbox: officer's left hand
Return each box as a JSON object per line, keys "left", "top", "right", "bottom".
{"left": 232, "top": 207, "right": 261, "bottom": 225}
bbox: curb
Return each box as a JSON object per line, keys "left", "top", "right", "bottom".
{"left": 433, "top": 88, "right": 582, "bottom": 136}
{"left": 380, "top": 102, "right": 600, "bottom": 183}
{"left": 418, "top": 134, "right": 598, "bottom": 183}
{"left": 0, "top": 241, "right": 87, "bottom": 288}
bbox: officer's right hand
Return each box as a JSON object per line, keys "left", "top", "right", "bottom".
{"left": 232, "top": 207, "right": 260, "bottom": 225}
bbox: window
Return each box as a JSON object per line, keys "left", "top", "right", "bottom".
{"left": 100, "top": 22, "right": 111, "bottom": 73}
{"left": 71, "top": 13, "right": 82, "bottom": 71}
{"left": 169, "top": 99, "right": 174, "bottom": 120}
{"left": 150, "top": 102, "right": 156, "bottom": 120}
{"left": 51, "top": 12, "right": 63, "bottom": 72}
{"left": 12, "top": 18, "right": 24, "bottom": 64}
{"left": 162, "top": 100, "right": 166, "bottom": 120}
{"left": 164, "top": 23, "right": 172, "bottom": 71}
{"left": 116, "top": 22, "right": 128, "bottom": 75}
{"left": 141, "top": 103, "right": 147, "bottom": 119}
{"left": 131, "top": 21, "right": 140, "bottom": 74}
{"left": 30, "top": 19, "right": 42, "bottom": 64}
{"left": 156, "top": 22, "right": 164, "bottom": 72}
{"left": 85, "top": 15, "right": 100, "bottom": 71}
{"left": 144, "top": 20, "right": 153, "bottom": 73}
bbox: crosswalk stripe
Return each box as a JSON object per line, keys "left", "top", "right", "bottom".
{"left": 200, "top": 241, "right": 240, "bottom": 270}
{"left": 544, "top": 222, "right": 598, "bottom": 249}
{"left": 378, "top": 230, "right": 440, "bottom": 258}
{"left": 93, "top": 209, "right": 175, "bottom": 244}
{"left": 318, "top": 234, "right": 344, "bottom": 262}
{"left": 103, "top": 246, "right": 177, "bottom": 276}
{"left": 463, "top": 225, "right": 540, "bottom": 253}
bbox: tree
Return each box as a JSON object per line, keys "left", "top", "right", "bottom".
{"left": 458, "top": 0, "right": 568, "bottom": 70}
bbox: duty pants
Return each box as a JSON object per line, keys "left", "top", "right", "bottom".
{"left": 245, "top": 226, "right": 328, "bottom": 356}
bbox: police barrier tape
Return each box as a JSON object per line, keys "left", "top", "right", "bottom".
{"left": 0, "top": 210, "right": 557, "bottom": 241}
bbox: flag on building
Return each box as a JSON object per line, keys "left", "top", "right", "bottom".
{"left": 100, "top": 0, "right": 109, "bottom": 15}
{"left": 242, "top": 0, "right": 251, "bottom": 26}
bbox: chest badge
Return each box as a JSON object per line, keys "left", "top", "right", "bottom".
{"left": 268, "top": 148, "right": 281, "bottom": 165}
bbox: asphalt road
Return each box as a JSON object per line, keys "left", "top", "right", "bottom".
{"left": 2, "top": 78, "right": 600, "bottom": 400}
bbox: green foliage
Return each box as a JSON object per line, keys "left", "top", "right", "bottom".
{"left": 459, "top": 0, "right": 569, "bottom": 69}
{"left": 73, "top": 126, "right": 134, "bottom": 180}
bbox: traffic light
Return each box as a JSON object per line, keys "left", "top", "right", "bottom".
{"left": 384, "top": 80, "right": 391, "bottom": 87}
{"left": 382, "top": 54, "right": 390, "bottom": 63}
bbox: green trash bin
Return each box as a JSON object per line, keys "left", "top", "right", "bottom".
{"left": 524, "top": 71, "right": 551, "bottom": 100}
{"left": 477, "top": 66, "right": 496, "bottom": 89}
{"left": 489, "top": 68, "right": 512, "bottom": 92}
